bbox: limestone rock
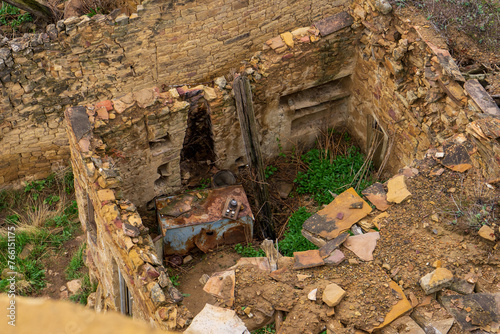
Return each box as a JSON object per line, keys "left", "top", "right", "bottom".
{"left": 203, "top": 86, "right": 217, "bottom": 101}
{"left": 322, "top": 283, "right": 346, "bottom": 307}
{"left": 134, "top": 88, "right": 155, "bottom": 108}
{"left": 478, "top": 225, "right": 496, "bottom": 241}
{"left": 67, "top": 279, "right": 82, "bottom": 294}
{"left": 19, "top": 244, "right": 34, "bottom": 260}
{"left": 123, "top": 223, "right": 140, "bottom": 237}
{"left": 214, "top": 76, "right": 227, "bottom": 89}
{"left": 386, "top": 175, "right": 411, "bottom": 203}
{"left": 374, "top": 0, "right": 392, "bottom": 14}
{"left": 97, "top": 189, "right": 115, "bottom": 202}
{"left": 280, "top": 32, "right": 294, "bottom": 48}
{"left": 419, "top": 268, "right": 454, "bottom": 294}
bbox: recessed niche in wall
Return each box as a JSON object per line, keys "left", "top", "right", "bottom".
{"left": 290, "top": 99, "right": 349, "bottom": 142}
{"left": 154, "top": 176, "right": 169, "bottom": 194}
{"left": 149, "top": 134, "right": 173, "bottom": 157}
{"left": 280, "top": 76, "right": 351, "bottom": 117}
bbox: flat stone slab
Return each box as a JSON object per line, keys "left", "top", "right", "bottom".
{"left": 319, "top": 232, "right": 349, "bottom": 258}
{"left": 228, "top": 257, "right": 271, "bottom": 273}
{"left": 292, "top": 249, "right": 324, "bottom": 270}
{"left": 449, "top": 278, "right": 475, "bottom": 295}
{"left": 66, "top": 106, "right": 91, "bottom": 141}
{"left": 362, "top": 182, "right": 390, "bottom": 211}
{"left": 386, "top": 175, "right": 411, "bottom": 203}
{"left": 440, "top": 293, "right": 500, "bottom": 332}
{"left": 302, "top": 188, "right": 372, "bottom": 241}
{"left": 343, "top": 232, "right": 380, "bottom": 261}
{"left": 464, "top": 79, "right": 500, "bottom": 117}
{"left": 313, "top": 12, "right": 353, "bottom": 37}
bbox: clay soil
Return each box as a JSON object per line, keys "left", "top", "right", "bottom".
{"left": 169, "top": 156, "right": 499, "bottom": 333}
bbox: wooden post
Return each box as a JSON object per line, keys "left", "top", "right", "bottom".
{"left": 233, "top": 75, "right": 275, "bottom": 239}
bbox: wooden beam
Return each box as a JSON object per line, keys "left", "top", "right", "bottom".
{"left": 233, "top": 75, "right": 275, "bottom": 239}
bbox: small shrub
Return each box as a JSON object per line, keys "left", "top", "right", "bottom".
{"left": 170, "top": 274, "right": 180, "bottom": 287}
{"left": 0, "top": 3, "right": 32, "bottom": 30}
{"left": 264, "top": 165, "right": 278, "bottom": 179}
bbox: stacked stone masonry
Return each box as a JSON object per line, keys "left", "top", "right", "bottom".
{"left": 4, "top": 0, "right": 500, "bottom": 330}
{"left": 0, "top": 0, "right": 352, "bottom": 187}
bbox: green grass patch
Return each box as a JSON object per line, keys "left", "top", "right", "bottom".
{"left": 0, "top": 170, "right": 79, "bottom": 296}
{"left": 278, "top": 207, "right": 317, "bottom": 257}
{"left": 294, "top": 146, "right": 373, "bottom": 205}
{"left": 234, "top": 243, "right": 265, "bottom": 257}
{"left": 66, "top": 243, "right": 86, "bottom": 280}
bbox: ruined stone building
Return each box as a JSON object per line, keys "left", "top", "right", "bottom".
{"left": 1, "top": 0, "right": 500, "bottom": 330}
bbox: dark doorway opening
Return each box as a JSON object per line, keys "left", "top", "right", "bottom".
{"left": 180, "top": 96, "right": 216, "bottom": 187}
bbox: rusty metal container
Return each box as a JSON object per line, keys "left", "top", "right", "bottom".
{"left": 156, "top": 185, "right": 254, "bottom": 255}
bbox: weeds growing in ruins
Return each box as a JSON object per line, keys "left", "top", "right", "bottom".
{"left": 66, "top": 243, "right": 86, "bottom": 280}
{"left": 234, "top": 243, "right": 265, "bottom": 257}
{"left": 277, "top": 207, "right": 316, "bottom": 257}
{"left": 0, "top": 168, "right": 81, "bottom": 296}
{"left": 0, "top": 3, "right": 32, "bottom": 30}
{"left": 295, "top": 146, "right": 373, "bottom": 205}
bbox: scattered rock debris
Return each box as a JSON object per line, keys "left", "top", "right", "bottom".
{"left": 177, "top": 156, "right": 500, "bottom": 334}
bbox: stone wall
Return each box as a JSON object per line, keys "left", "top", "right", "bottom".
{"left": 57, "top": 0, "right": 500, "bottom": 330}
{"left": 65, "top": 104, "right": 191, "bottom": 330}
{"left": 0, "top": 0, "right": 352, "bottom": 188}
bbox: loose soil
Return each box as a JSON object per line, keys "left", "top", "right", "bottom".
{"left": 35, "top": 231, "right": 87, "bottom": 299}
{"left": 169, "top": 156, "right": 499, "bottom": 333}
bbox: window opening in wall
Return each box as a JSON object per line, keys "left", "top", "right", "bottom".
{"left": 180, "top": 96, "right": 216, "bottom": 187}
{"left": 118, "top": 268, "right": 133, "bottom": 316}
{"left": 366, "top": 114, "right": 388, "bottom": 167}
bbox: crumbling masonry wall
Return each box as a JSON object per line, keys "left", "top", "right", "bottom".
{"left": 66, "top": 104, "right": 192, "bottom": 329}
{"left": 0, "top": 0, "right": 352, "bottom": 187}
{"left": 5, "top": 0, "right": 500, "bottom": 330}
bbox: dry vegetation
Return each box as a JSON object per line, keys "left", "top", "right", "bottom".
{"left": 390, "top": 0, "right": 500, "bottom": 53}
